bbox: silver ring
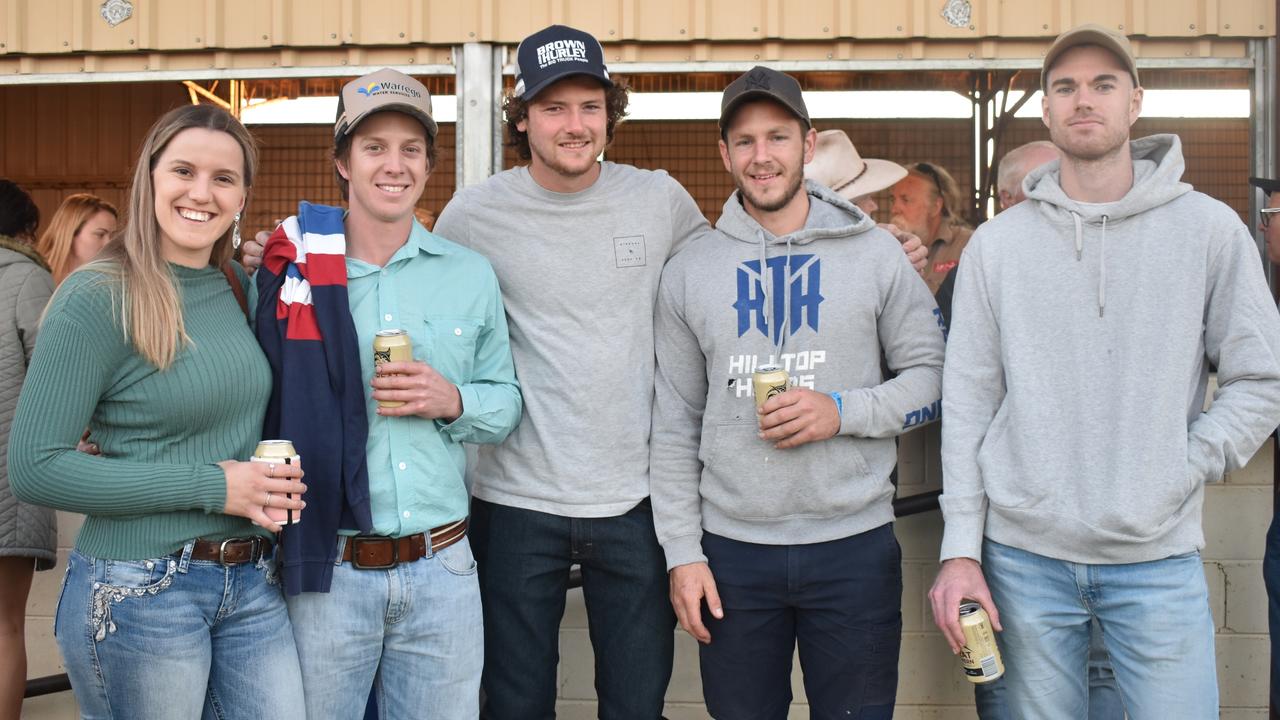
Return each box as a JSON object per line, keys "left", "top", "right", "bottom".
{"left": 267, "top": 463, "right": 276, "bottom": 477}
{"left": 265, "top": 492, "right": 272, "bottom": 506}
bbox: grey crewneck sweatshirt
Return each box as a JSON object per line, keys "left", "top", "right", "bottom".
{"left": 939, "top": 134, "right": 1280, "bottom": 565}
{"left": 434, "top": 162, "right": 710, "bottom": 517}
{"left": 651, "top": 182, "right": 945, "bottom": 569}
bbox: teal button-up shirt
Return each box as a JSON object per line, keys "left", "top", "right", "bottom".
{"left": 341, "top": 221, "right": 521, "bottom": 537}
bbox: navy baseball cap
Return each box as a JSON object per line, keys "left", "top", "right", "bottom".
{"left": 513, "top": 25, "right": 613, "bottom": 101}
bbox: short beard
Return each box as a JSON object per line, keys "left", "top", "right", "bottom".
{"left": 738, "top": 170, "right": 805, "bottom": 214}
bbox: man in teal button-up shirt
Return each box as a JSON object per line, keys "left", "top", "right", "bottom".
{"left": 347, "top": 221, "right": 520, "bottom": 536}
{"left": 278, "top": 69, "right": 521, "bottom": 720}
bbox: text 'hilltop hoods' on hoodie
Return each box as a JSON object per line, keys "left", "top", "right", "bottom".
{"left": 939, "top": 133, "right": 1280, "bottom": 565}
{"left": 651, "top": 181, "right": 945, "bottom": 569}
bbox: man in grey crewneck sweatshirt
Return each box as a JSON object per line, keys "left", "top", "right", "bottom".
{"left": 432, "top": 25, "right": 709, "bottom": 719}
{"left": 652, "top": 66, "right": 944, "bottom": 719}
{"left": 929, "top": 24, "right": 1280, "bottom": 719}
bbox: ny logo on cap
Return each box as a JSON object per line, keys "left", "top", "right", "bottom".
{"left": 745, "top": 69, "right": 772, "bottom": 91}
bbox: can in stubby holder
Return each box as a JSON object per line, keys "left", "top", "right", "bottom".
{"left": 958, "top": 602, "right": 1005, "bottom": 683}
{"left": 250, "top": 440, "right": 301, "bottom": 527}
{"left": 373, "top": 329, "right": 413, "bottom": 408}
{"left": 751, "top": 364, "right": 790, "bottom": 410}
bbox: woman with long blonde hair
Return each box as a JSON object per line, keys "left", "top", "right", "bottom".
{"left": 35, "top": 193, "right": 118, "bottom": 285}
{"left": 9, "top": 104, "right": 307, "bottom": 719}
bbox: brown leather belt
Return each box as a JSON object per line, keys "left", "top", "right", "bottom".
{"left": 340, "top": 519, "right": 468, "bottom": 570}
{"left": 188, "top": 537, "right": 271, "bottom": 565}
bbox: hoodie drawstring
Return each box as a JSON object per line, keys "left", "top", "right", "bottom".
{"left": 1069, "top": 211, "right": 1108, "bottom": 318}
{"left": 1072, "top": 212, "right": 1083, "bottom": 261}
{"left": 757, "top": 230, "right": 795, "bottom": 361}
{"left": 1098, "top": 215, "right": 1108, "bottom": 318}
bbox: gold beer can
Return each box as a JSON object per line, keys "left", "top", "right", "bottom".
{"left": 958, "top": 602, "right": 1005, "bottom": 683}
{"left": 373, "top": 329, "right": 413, "bottom": 408}
{"left": 250, "top": 440, "right": 301, "bottom": 526}
{"left": 751, "top": 364, "right": 789, "bottom": 410}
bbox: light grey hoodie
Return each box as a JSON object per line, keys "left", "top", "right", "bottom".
{"left": 651, "top": 182, "right": 945, "bottom": 569}
{"left": 939, "top": 134, "right": 1280, "bottom": 565}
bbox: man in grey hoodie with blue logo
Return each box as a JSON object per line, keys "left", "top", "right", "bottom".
{"left": 929, "top": 24, "right": 1280, "bottom": 719}
{"left": 651, "top": 67, "right": 945, "bottom": 719}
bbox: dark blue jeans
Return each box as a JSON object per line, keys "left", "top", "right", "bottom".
{"left": 698, "top": 524, "right": 902, "bottom": 720}
{"left": 470, "top": 497, "right": 675, "bottom": 720}
{"left": 1266, "top": 510, "right": 1280, "bottom": 715}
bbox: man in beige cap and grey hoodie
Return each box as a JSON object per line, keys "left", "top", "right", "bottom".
{"left": 930, "top": 23, "right": 1280, "bottom": 719}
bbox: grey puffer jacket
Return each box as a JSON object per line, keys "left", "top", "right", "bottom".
{"left": 0, "top": 236, "right": 55, "bottom": 569}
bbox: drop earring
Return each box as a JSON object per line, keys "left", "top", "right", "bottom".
{"left": 232, "top": 212, "right": 242, "bottom": 250}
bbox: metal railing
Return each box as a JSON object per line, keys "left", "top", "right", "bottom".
{"left": 24, "top": 489, "right": 942, "bottom": 699}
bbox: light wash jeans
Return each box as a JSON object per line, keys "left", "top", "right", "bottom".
{"left": 974, "top": 618, "right": 1124, "bottom": 719}
{"left": 55, "top": 544, "right": 305, "bottom": 720}
{"left": 286, "top": 535, "right": 483, "bottom": 720}
{"left": 983, "top": 539, "right": 1217, "bottom": 720}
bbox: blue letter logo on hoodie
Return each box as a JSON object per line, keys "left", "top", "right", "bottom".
{"left": 734, "top": 254, "right": 823, "bottom": 341}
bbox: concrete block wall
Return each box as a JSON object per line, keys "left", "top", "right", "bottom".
{"left": 553, "top": 421, "right": 1276, "bottom": 719}
{"left": 17, "top": 430, "right": 1276, "bottom": 719}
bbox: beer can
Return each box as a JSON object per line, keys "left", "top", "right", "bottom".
{"left": 751, "top": 364, "right": 789, "bottom": 410}
{"left": 958, "top": 602, "right": 1005, "bottom": 683}
{"left": 373, "top": 329, "right": 413, "bottom": 408}
{"left": 250, "top": 440, "right": 301, "bottom": 527}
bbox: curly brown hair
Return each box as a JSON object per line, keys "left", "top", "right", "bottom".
{"left": 503, "top": 78, "right": 630, "bottom": 161}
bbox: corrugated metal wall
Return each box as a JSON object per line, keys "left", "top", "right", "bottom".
{"left": 0, "top": 0, "right": 1271, "bottom": 75}
{"left": 1, "top": 0, "right": 1272, "bottom": 51}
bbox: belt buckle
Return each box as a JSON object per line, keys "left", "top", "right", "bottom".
{"left": 350, "top": 535, "right": 397, "bottom": 570}
{"left": 217, "top": 538, "right": 236, "bottom": 565}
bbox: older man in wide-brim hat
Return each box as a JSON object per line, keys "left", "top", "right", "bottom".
{"left": 805, "top": 129, "right": 927, "bottom": 273}
{"left": 805, "top": 129, "right": 907, "bottom": 215}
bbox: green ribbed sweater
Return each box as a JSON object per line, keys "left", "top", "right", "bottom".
{"left": 7, "top": 263, "right": 274, "bottom": 560}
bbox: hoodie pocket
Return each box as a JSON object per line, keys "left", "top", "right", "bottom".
{"left": 702, "top": 421, "right": 877, "bottom": 522}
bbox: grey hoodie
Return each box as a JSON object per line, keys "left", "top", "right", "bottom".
{"left": 0, "top": 239, "right": 56, "bottom": 568}
{"left": 939, "top": 134, "right": 1280, "bottom": 565}
{"left": 651, "top": 182, "right": 945, "bottom": 569}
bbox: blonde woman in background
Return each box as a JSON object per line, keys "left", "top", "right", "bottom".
{"left": 36, "top": 193, "right": 118, "bottom": 286}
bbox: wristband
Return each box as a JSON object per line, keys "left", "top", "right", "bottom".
{"left": 828, "top": 391, "right": 842, "bottom": 416}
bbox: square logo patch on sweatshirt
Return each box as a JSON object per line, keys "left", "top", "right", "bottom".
{"left": 614, "top": 235, "right": 647, "bottom": 268}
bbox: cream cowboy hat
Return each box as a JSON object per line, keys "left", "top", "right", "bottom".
{"left": 804, "top": 130, "right": 908, "bottom": 201}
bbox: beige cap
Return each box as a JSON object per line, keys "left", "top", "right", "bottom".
{"left": 804, "top": 130, "right": 907, "bottom": 201}
{"left": 334, "top": 68, "right": 437, "bottom": 143}
{"left": 1041, "top": 23, "right": 1139, "bottom": 92}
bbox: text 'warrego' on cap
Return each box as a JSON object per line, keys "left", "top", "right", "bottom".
{"left": 1041, "top": 23, "right": 1140, "bottom": 92}
{"left": 334, "top": 68, "right": 437, "bottom": 143}
{"left": 719, "top": 66, "right": 811, "bottom": 133}
{"left": 513, "top": 25, "right": 613, "bottom": 101}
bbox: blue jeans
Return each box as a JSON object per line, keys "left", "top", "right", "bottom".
{"left": 698, "top": 525, "right": 901, "bottom": 720}
{"left": 1265, "top": 510, "right": 1280, "bottom": 714}
{"left": 983, "top": 540, "right": 1217, "bottom": 720}
{"left": 974, "top": 619, "right": 1124, "bottom": 719}
{"left": 286, "top": 535, "right": 483, "bottom": 720}
{"left": 469, "top": 498, "right": 675, "bottom": 720}
{"left": 55, "top": 545, "right": 304, "bottom": 720}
